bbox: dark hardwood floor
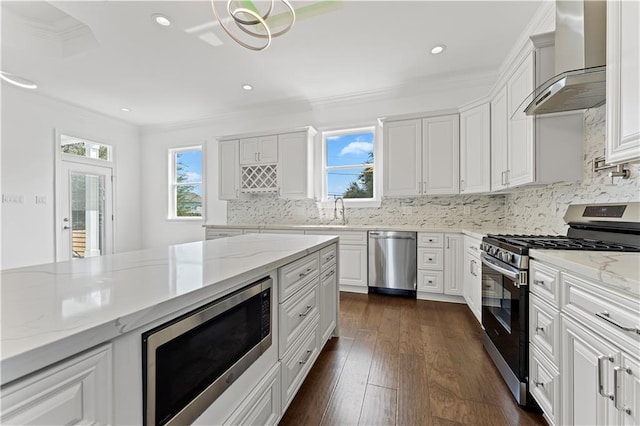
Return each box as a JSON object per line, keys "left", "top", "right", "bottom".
{"left": 280, "top": 292, "right": 546, "bottom": 426}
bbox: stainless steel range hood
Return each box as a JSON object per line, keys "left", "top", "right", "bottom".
{"left": 524, "top": 0, "right": 606, "bottom": 115}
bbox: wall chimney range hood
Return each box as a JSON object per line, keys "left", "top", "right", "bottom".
{"left": 524, "top": 0, "right": 606, "bottom": 116}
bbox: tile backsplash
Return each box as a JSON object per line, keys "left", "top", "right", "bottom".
{"left": 228, "top": 105, "right": 637, "bottom": 234}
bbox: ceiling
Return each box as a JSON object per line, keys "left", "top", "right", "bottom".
{"left": 1, "top": 1, "right": 544, "bottom": 128}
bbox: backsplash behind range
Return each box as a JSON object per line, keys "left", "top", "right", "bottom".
{"left": 228, "top": 106, "right": 638, "bottom": 233}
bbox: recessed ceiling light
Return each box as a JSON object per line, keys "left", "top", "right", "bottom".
{"left": 152, "top": 14, "right": 172, "bottom": 27}
{"left": 121, "top": 107, "right": 131, "bottom": 112}
{"left": 242, "top": 84, "right": 253, "bottom": 91}
{"left": 430, "top": 44, "right": 446, "bottom": 55}
{"left": 0, "top": 71, "right": 38, "bottom": 89}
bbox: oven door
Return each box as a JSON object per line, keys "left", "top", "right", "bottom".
{"left": 481, "top": 253, "right": 528, "bottom": 380}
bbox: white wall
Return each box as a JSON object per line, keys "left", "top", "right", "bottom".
{"left": 1, "top": 86, "right": 142, "bottom": 269}
{"left": 140, "top": 83, "right": 492, "bottom": 248}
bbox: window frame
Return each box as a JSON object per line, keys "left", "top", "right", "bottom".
{"left": 319, "top": 125, "right": 380, "bottom": 208}
{"left": 168, "top": 145, "right": 205, "bottom": 221}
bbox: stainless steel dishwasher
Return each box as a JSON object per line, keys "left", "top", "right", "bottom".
{"left": 368, "top": 231, "right": 417, "bottom": 296}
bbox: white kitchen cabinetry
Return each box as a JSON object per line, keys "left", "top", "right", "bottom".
{"left": 205, "top": 227, "right": 245, "bottom": 240}
{"left": 606, "top": 0, "right": 640, "bottom": 164}
{"left": 383, "top": 114, "right": 459, "bottom": 197}
{"left": 460, "top": 104, "right": 491, "bottom": 193}
{"left": 305, "top": 230, "right": 368, "bottom": 294}
{"left": 223, "top": 363, "right": 281, "bottom": 426}
{"left": 462, "top": 235, "right": 482, "bottom": 323}
{"left": 1, "top": 344, "right": 112, "bottom": 425}
{"left": 491, "top": 40, "right": 583, "bottom": 191}
{"left": 219, "top": 140, "right": 240, "bottom": 200}
{"left": 319, "top": 245, "right": 338, "bottom": 345}
{"left": 240, "top": 135, "right": 278, "bottom": 165}
{"left": 443, "top": 233, "right": 463, "bottom": 296}
{"left": 277, "top": 130, "right": 316, "bottom": 199}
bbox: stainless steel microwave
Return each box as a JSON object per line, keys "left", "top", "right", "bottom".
{"left": 142, "top": 277, "right": 272, "bottom": 426}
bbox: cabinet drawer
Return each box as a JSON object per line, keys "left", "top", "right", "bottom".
{"left": 279, "top": 252, "right": 319, "bottom": 301}
{"left": 418, "top": 233, "right": 444, "bottom": 248}
{"left": 306, "top": 230, "right": 367, "bottom": 245}
{"left": 260, "top": 229, "right": 305, "bottom": 235}
{"left": 1, "top": 344, "right": 112, "bottom": 426}
{"left": 529, "top": 345, "right": 560, "bottom": 426}
{"left": 464, "top": 236, "right": 482, "bottom": 256}
{"left": 530, "top": 260, "right": 560, "bottom": 307}
{"left": 279, "top": 280, "right": 319, "bottom": 356}
{"left": 530, "top": 294, "right": 561, "bottom": 366}
{"left": 562, "top": 272, "right": 640, "bottom": 354}
{"left": 417, "top": 270, "right": 443, "bottom": 293}
{"left": 206, "top": 228, "right": 244, "bottom": 240}
{"left": 319, "top": 244, "right": 337, "bottom": 271}
{"left": 281, "top": 319, "right": 319, "bottom": 411}
{"left": 224, "top": 362, "right": 281, "bottom": 426}
{"left": 417, "top": 248, "right": 444, "bottom": 270}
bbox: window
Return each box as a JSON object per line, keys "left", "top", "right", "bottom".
{"left": 169, "top": 147, "right": 203, "bottom": 219}
{"left": 60, "top": 134, "right": 112, "bottom": 161}
{"left": 323, "top": 127, "right": 376, "bottom": 202}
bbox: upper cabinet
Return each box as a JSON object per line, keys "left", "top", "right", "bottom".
{"left": 460, "top": 104, "right": 491, "bottom": 194}
{"left": 606, "top": 0, "right": 640, "bottom": 164}
{"left": 383, "top": 114, "right": 459, "bottom": 197}
{"left": 218, "top": 127, "right": 316, "bottom": 201}
{"left": 491, "top": 38, "right": 583, "bottom": 191}
{"left": 239, "top": 135, "right": 278, "bottom": 165}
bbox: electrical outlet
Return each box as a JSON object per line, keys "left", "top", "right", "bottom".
{"left": 2, "top": 194, "right": 24, "bottom": 204}
{"left": 463, "top": 205, "right": 471, "bottom": 215}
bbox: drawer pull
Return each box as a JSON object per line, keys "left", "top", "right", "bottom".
{"left": 534, "top": 381, "right": 545, "bottom": 388}
{"left": 428, "top": 280, "right": 433, "bottom": 284}
{"left": 324, "top": 270, "right": 335, "bottom": 279}
{"left": 596, "top": 311, "right": 640, "bottom": 335}
{"left": 299, "top": 268, "right": 313, "bottom": 278}
{"left": 299, "top": 305, "right": 313, "bottom": 317}
{"left": 533, "top": 279, "right": 545, "bottom": 286}
{"left": 614, "top": 366, "right": 633, "bottom": 415}
{"left": 428, "top": 239, "right": 434, "bottom": 242}
{"left": 325, "top": 254, "right": 336, "bottom": 262}
{"left": 535, "top": 326, "right": 545, "bottom": 333}
{"left": 299, "top": 349, "right": 312, "bottom": 365}
{"left": 428, "top": 258, "right": 433, "bottom": 261}
{"left": 598, "top": 355, "right": 615, "bottom": 400}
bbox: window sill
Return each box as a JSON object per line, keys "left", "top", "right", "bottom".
{"left": 317, "top": 199, "right": 381, "bottom": 209}
{"left": 166, "top": 217, "right": 204, "bottom": 222}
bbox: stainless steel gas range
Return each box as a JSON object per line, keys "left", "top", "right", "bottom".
{"left": 480, "top": 203, "right": 640, "bottom": 408}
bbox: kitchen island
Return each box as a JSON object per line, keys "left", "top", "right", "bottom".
{"left": 1, "top": 233, "right": 339, "bottom": 425}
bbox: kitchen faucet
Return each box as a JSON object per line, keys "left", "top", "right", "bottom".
{"left": 334, "top": 197, "right": 346, "bottom": 225}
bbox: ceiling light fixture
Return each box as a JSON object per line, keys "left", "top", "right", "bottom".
{"left": 242, "top": 84, "right": 253, "bottom": 91}
{"left": 121, "top": 107, "right": 131, "bottom": 112}
{"left": 0, "top": 71, "right": 38, "bottom": 89}
{"left": 430, "top": 45, "right": 446, "bottom": 55}
{"left": 211, "top": 0, "right": 296, "bottom": 51}
{"left": 152, "top": 14, "right": 172, "bottom": 27}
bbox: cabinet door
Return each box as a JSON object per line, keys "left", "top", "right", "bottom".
{"left": 620, "top": 355, "right": 640, "bottom": 426}
{"left": 508, "top": 51, "right": 535, "bottom": 187}
{"left": 219, "top": 140, "right": 239, "bottom": 200}
{"left": 491, "top": 85, "right": 509, "bottom": 191}
{"left": 278, "top": 132, "right": 310, "bottom": 199}
{"left": 239, "top": 137, "right": 259, "bottom": 165}
{"left": 383, "top": 119, "right": 422, "bottom": 196}
{"left": 561, "top": 317, "right": 621, "bottom": 426}
{"left": 422, "top": 115, "right": 460, "bottom": 195}
{"left": 460, "top": 104, "right": 491, "bottom": 193}
{"left": 463, "top": 250, "right": 481, "bottom": 323}
{"left": 320, "top": 265, "right": 338, "bottom": 344}
{"left": 258, "top": 135, "right": 278, "bottom": 163}
{"left": 443, "top": 234, "right": 463, "bottom": 296}
{"left": 339, "top": 244, "right": 368, "bottom": 288}
{"left": 606, "top": 0, "right": 640, "bottom": 164}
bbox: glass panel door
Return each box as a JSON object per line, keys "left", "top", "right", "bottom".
{"left": 70, "top": 171, "right": 105, "bottom": 258}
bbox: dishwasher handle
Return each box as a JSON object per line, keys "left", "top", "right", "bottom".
{"left": 369, "top": 232, "right": 416, "bottom": 240}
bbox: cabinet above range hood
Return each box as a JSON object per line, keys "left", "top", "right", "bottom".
{"left": 524, "top": 0, "right": 606, "bottom": 116}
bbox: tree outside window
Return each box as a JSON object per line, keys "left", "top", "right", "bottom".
{"left": 170, "top": 147, "right": 203, "bottom": 218}
{"left": 324, "top": 128, "right": 375, "bottom": 200}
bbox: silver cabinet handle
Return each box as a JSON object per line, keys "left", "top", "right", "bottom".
{"left": 423, "top": 181, "right": 427, "bottom": 193}
{"left": 470, "top": 259, "right": 477, "bottom": 277}
{"left": 324, "top": 270, "right": 335, "bottom": 280}
{"left": 535, "top": 326, "right": 544, "bottom": 333}
{"left": 534, "top": 381, "right": 545, "bottom": 388}
{"left": 299, "top": 305, "right": 313, "bottom": 317}
{"left": 299, "top": 268, "right": 313, "bottom": 278}
{"left": 533, "top": 279, "right": 545, "bottom": 286}
{"left": 299, "top": 349, "right": 312, "bottom": 365}
{"left": 428, "top": 280, "right": 433, "bottom": 284}
{"left": 501, "top": 171, "right": 507, "bottom": 186}
{"left": 598, "top": 355, "right": 615, "bottom": 400}
{"left": 614, "top": 366, "right": 632, "bottom": 415}
{"left": 326, "top": 254, "right": 335, "bottom": 261}
{"left": 446, "top": 237, "right": 450, "bottom": 249}
{"left": 428, "top": 258, "right": 433, "bottom": 261}
{"left": 596, "top": 311, "right": 640, "bottom": 335}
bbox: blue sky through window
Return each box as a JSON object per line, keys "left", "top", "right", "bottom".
{"left": 176, "top": 149, "right": 202, "bottom": 195}
{"left": 325, "top": 130, "right": 374, "bottom": 199}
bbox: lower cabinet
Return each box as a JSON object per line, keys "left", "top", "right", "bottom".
{"left": 462, "top": 246, "right": 481, "bottom": 323}
{"left": 281, "top": 319, "right": 320, "bottom": 412}
{"left": 320, "top": 261, "right": 338, "bottom": 344}
{"left": 443, "top": 234, "right": 463, "bottom": 296}
{"left": 224, "top": 363, "right": 282, "bottom": 426}
{"left": 0, "top": 344, "right": 113, "bottom": 425}
{"left": 417, "top": 232, "right": 464, "bottom": 301}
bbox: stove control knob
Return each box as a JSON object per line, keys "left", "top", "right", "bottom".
{"left": 490, "top": 247, "right": 498, "bottom": 256}
{"left": 501, "top": 252, "right": 513, "bottom": 263}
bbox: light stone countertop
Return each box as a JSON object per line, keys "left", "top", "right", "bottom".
{"left": 0, "top": 234, "right": 338, "bottom": 386}
{"left": 530, "top": 249, "right": 640, "bottom": 298}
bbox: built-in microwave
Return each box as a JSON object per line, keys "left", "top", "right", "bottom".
{"left": 142, "top": 277, "right": 272, "bottom": 426}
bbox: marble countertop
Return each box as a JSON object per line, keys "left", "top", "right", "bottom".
{"left": 203, "top": 223, "right": 513, "bottom": 241}
{"left": 530, "top": 249, "right": 640, "bottom": 298}
{"left": 0, "top": 234, "right": 337, "bottom": 385}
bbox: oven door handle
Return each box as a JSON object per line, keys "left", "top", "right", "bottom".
{"left": 481, "top": 253, "right": 520, "bottom": 281}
